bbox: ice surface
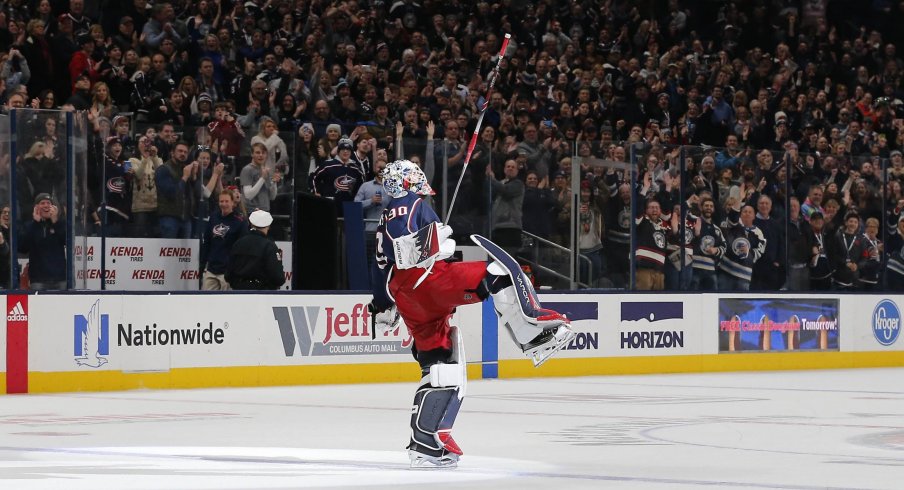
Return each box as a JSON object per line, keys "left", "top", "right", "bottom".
{"left": 1, "top": 368, "right": 903, "bottom": 489}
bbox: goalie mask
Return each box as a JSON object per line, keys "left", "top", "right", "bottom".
{"left": 382, "top": 159, "right": 435, "bottom": 198}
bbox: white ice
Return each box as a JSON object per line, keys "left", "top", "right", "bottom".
{"left": 1, "top": 368, "right": 903, "bottom": 489}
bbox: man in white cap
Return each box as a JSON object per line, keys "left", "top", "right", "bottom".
{"left": 225, "top": 209, "right": 285, "bottom": 290}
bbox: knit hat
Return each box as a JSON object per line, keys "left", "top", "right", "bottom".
{"left": 34, "top": 193, "right": 53, "bottom": 205}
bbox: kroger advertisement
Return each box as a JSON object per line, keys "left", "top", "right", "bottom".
{"left": 23, "top": 294, "right": 481, "bottom": 374}
{"left": 846, "top": 297, "right": 904, "bottom": 352}
{"left": 73, "top": 237, "right": 293, "bottom": 290}
{"left": 495, "top": 294, "right": 706, "bottom": 360}
{"left": 718, "top": 298, "right": 840, "bottom": 352}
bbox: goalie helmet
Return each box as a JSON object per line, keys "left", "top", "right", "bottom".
{"left": 382, "top": 159, "right": 435, "bottom": 198}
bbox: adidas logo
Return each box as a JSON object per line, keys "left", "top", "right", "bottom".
{"left": 7, "top": 301, "right": 27, "bottom": 322}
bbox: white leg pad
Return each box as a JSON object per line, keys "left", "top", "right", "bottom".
{"left": 429, "top": 363, "right": 464, "bottom": 389}
{"left": 491, "top": 285, "right": 546, "bottom": 345}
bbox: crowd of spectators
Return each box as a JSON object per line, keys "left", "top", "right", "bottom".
{"left": 1, "top": 0, "right": 904, "bottom": 291}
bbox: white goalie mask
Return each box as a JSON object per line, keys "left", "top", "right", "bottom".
{"left": 382, "top": 159, "right": 435, "bottom": 198}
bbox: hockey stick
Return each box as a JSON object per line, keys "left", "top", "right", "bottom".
{"left": 444, "top": 33, "right": 512, "bottom": 224}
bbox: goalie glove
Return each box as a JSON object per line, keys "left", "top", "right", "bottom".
{"left": 368, "top": 301, "right": 402, "bottom": 339}
{"left": 436, "top": 224, "right": 456, "bottom": 261}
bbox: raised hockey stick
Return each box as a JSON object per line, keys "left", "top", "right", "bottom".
{"left": 444, "top": 33, "right": 512, "bottom": 224}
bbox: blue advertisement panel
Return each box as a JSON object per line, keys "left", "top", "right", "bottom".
{"left": 718, "top": 298, "right": 839, "bottom": 352}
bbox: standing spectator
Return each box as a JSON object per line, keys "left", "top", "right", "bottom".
{"left": 19, "top": 193, "right": 66, "bottom": 290}
{"left": 226, "top": 209, "right": 284, "bottom": 290}
{"left": 515, "top": 122, "right": 552, "bottom": 176}
{"left": 99, "top": 137, "right": 132, "bottom": 237}
{"left": 208, "top": 102, "right": 244, "bottom": 159}
{"left": 858, "top": 217, "right": 883, "bottom": 290}
{"left": 355, "top": 159, "right": 391, "bottom": 259}
{"left": 21, "top": 19, "right": 52, "bottom": 98}
{"left": 786, "top": 196, "right": 811, "bottom": 291}
{"left": 241, "top": 142, "right": 280, "bottom": 213}
{"left": 801, "top": 184, "right": 825, "bottom": 221}
{"left": 309, "top": 138, "right": 363, "bottom": 214}
{"left": 89, "top": 81, "right": 114, "bottom": 120}
{"left": 153, "top": 121, "right": 177, "bottom": 162}
{"left": 691, "top": 196, "right": 726, "bottom": 290}
{"left": 22, "top": 140, "right": 64, "bottom": 199}
{"left": 718, "top": 203, "right": 766, "bottom": 291}
{"left": 576, "top": 180, "right": 605, "bottom": 287}
{"left": 486, "top": 159, "right": 525, "bottom": 255}
{"left": 250, "top": 116, "right": 288, "bottom": 174}
{"left": 521, "top": 171, "right": 557, "bottom": 240}
{"left": 68, "top": 31, "right": 96, "bottom": 91}
{"left": 142, "top": 3, "right": 183, "bottom": 50}
{"left": 155, "top": 140, "right": 195, "bottom": 239}
{"left": 606, "top": 183, "right": 633, "bottom": 288}
{"left": 202, "top": 189, "right": 247, "bottom": 291}
{"left": 751, "top": 194, "right": 785, "bottom": 290}
{"left": 806, "top": 211, "right": 834, "bottom": 291}
{"left": 885, "top": 216, "right": 904, "bottom": 290}
{"left": 831, "top": 212, "right": 870, "bottom": 290}
{"left": 1, "top": 47, "right": 30, "bottom": 98}
{"left": 635, "top": 199, "right": 672, "bottom": 290}
{"left": 128, "top": 135, "right": 162, "bottom": 237}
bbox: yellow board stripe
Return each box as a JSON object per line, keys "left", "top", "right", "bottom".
{"left": 0, "top": 372, "right": 5, "bottom": 393}
{"left": 13, "top": 352, "right": 904, "bottom": 394}
{"left": 498, "top": 351, "right": 904, "bottom": 378}
{"left": 24, "top": 364, "right": 484, "bottom": 394}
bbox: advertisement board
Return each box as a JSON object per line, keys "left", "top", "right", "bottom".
{"left": 73, "top": 237, "right": 294, "bottom": 290}
{"left": 718, "top": 298, "right": 840, "bottom": 352}
{"left": 841, "top": 296, "right": 904, "bottom": 352}
{"left": 25, "top": 294, "right": 481, "bottom": 375}
{"left": 496, "top": 294, "right": 706, "bottom": 360}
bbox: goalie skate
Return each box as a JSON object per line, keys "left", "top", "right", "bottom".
{"left": 522, "top": 324, "right": 576, "bottom": 367}
{"left": 408, "top": 449, "right": 459, "bottom": 469}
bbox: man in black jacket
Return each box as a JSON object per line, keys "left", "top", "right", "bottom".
{"left": 226, "top": 210, "right": 284, "bottom": 290}
{"left": 19, "top": 193, "right": 66, "bottom": 290}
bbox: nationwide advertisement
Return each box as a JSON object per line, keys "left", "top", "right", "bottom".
{"left": 73, "top": 237, "right": 293, "bottom": 290}
{"left": 718, "top": 298, "right": 839, "bottom": 352}
{"left": 23, "top": 295, "right": 483, "bottom": 376}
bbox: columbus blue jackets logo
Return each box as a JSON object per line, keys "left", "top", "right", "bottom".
{"left": 212, "top": 223, "right": 230, "bottom": 238}
{"left": 653, "top": 231, "right": 666, "bottom": 249}
{"left": 107, "top": 176, "right": 127, "bottom": 194}
{"left": 700, "top": 235, "right": 716, "bottom": 253}
{"left": 732, "top": 237, "right": 751, "bottom": 259}
{"left": 618, "top": 209, "right": 630, "bottom": 229}
{"left": 334, "top": 175, "right": 357, "bottom": 191}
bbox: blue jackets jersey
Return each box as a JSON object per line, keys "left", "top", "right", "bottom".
{"left": 376, "top": 193, "right": 440, "bottom": 268}
{"left": 310, "top": 158, "right": 365, "bottom": 202}
{"left": 203, "top": 211, "right": 248, "bottom": 274}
